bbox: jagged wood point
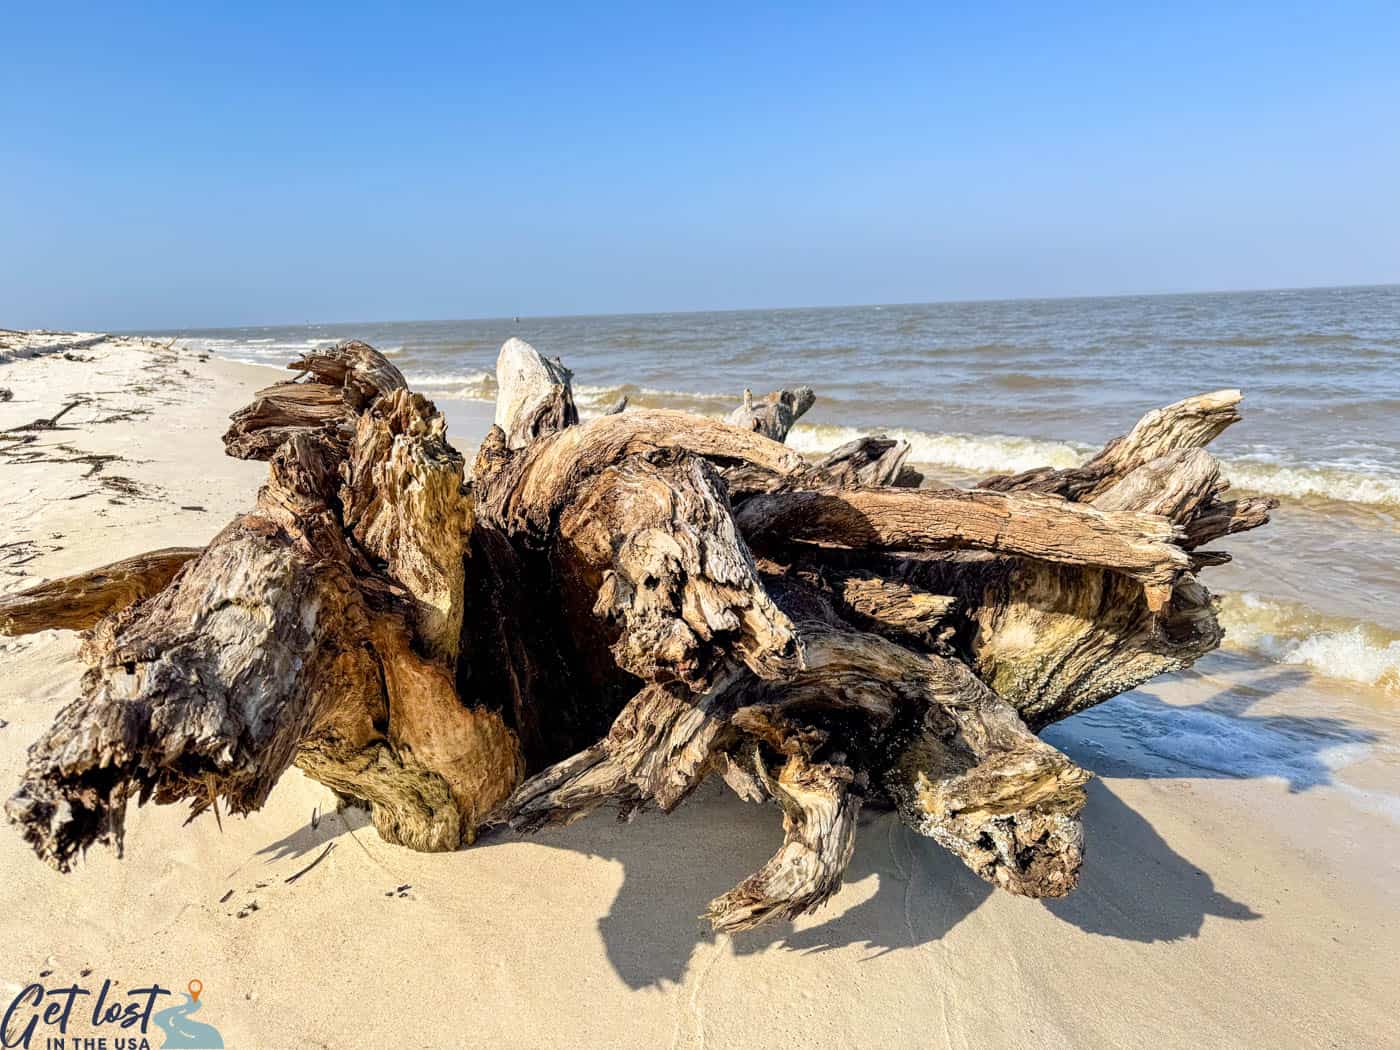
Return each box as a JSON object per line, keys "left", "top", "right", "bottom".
{"left": 1, "top": 337, "right": 1271, "bottom": 931}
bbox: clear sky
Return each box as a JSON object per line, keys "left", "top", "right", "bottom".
{"left": 3, "top": 2, "right": 1397, "bottom": 330}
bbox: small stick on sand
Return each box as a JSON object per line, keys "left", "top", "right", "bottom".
{"left": 284, "top": 842, "right": 336, "bottom": 885}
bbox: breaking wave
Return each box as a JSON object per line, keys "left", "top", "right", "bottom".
{"left": 1218, "top": 592, "right": 1400, "bottom": 694}
{"left": 1219, "top": 459, "right": 1400, "bottom": 508}
{"left": 190, "top": 337, "right": 1400, "bottom": 510}
{"left": 786, "top": 423, "right": 1400, "bottom": 508}
{"left": 785, "top": 423, "right": 1086, "bottom": 474}
{"left": 411, "top": 370, "right": 497, "bottom": 399}
{"left": 411, "top": 372, "right": 739, "bottom": 417}
{"left": 572, "top": 383, "right": 736, "bottom": 415}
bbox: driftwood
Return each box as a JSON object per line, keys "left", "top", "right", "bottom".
{"left": 812, "top": 435, "right": 924, "bottom": 488}
{"left": 494, "top": 337, "right": 578, "bottom": 449}
{"left": 980, "top": 389, "right": 1244, "bottom": 501}
{"left": 2, "top": 336, "right": 1271, "bottom": 932}
{"left": 722, "top": 387, "right": 924, "bottom": 493}
{"left": 0, "top": 547, "right": 200, "bottom": 634}
{"left": 727, "top": 385, "right": 815, "bottom": 441}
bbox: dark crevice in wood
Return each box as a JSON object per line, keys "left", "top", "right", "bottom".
{"left": 3, "top": 342, "right": 1270, "bottom": 932}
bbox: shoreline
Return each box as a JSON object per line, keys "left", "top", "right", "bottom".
{"left": 158, "top": 327, "right": 1400, "bottom": 514}
{"left": 162, "top": 321, "right": 1400, "bottom": 697}
{"left": 2, "top": 332, "right": 1397, "bottom": 1048}
{"left": 162, "top": 330, "right": 1400, "bottom": 698}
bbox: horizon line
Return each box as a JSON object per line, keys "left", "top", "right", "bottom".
{"left": 114, "top": 280, "right": 1400, "bottom": 335}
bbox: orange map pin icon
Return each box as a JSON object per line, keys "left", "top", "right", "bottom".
{"left": 188, "top": 979, "right": 203, "bottom": 1002}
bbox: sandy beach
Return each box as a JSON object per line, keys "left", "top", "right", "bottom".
{"left": 1, "top": 332, "right": 1397, "bottom": 1050}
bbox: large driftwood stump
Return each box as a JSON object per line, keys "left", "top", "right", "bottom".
{"left": 2, "top": 337, "right": 1272, "bottom": 931}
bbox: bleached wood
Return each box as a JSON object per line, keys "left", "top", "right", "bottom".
{"left": 726, "top": 385, "right": 816, "bottom": 442}
{"left": 981, "top": 389, "right": 1243, "bottom": 500}
{"left": 493, "top": 337, "right": 579, "bottom": 449}
{"left": 5, "top": 346, "right": 1273, "bottom": 935}
{"left": 812, "top": 435, "right": 923, "bottom": 488}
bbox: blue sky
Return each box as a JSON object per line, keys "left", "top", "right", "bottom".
{"left": 2, "top": 2, "right": 1397, "bottom": 329}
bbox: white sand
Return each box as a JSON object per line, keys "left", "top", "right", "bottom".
{"left": 1, "top": 334, "right": 1397, "bottom": 1049}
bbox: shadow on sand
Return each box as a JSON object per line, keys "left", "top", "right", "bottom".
{"left": 474, "top": 775, "right": 1263, "bottom": 989}
{"left": 255, "top": 657, "right": 1375, "bottom": 988}
{"left": 254, "top": 803, "right": 375, "bottom": 864}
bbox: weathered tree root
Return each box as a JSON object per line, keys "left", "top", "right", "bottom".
{"left": 0, "top": 547, "right": 199, "bottom": 634}
{"left": 2, "top": 337, "right": 1271, "bottom": 933}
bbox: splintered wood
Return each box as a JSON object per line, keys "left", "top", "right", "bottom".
{"left": 3, "top": 338, "right": 1270, "bottom": 930}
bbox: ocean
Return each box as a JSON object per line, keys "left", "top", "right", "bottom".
{"left": 144, "top": 284, "right": 1400, "bottom": 704}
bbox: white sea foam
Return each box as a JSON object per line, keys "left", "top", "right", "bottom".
{"left": 573, "top": 383, "right": 735, "bottom": 408}
{"left": 1218, "top": 592, "right": 1400, "bottom": 694}
{"left": 412, "top": 372, "right": 739, "bottom": 413}
{"left": 786, "top": 423, "right": 1087, "bottom": 474}
{"left": 1219, "top": 459, "right": 1400, "bottom": 508}
{"left": 189, "top": 337, "right": 1400, "bottom": 509}
{"left": 788, "top": 421, "right": 1400, "bottom": 508}
{"left": 411, "top": 370, "right": 496, "bottom": 393}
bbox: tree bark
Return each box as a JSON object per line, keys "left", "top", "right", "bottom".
{"left": 3, "top": 339, "right": 1272, "bottom": 932}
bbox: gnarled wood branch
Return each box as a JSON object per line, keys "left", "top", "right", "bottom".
{"left": 812, "top": 435, "right": 923, "bottom": 488}
{"left": 0, "top": 547, "right": 201, "bottom": 635}
{"left": 5, "top": 339, "right": 1272, "bottom": 935}
{"left": 706, "top": 754, "right": 860, "bottom": 932}
{"left": 980, "top": 389, "right": 1243, "bottom": 501}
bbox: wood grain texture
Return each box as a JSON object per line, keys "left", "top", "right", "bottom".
{"left": 811, "top": 435, "right": 924, "bottom": 488}
{"left": 736, "top": 485, "right": 1191, "bottom": 611}
{"left": 5, "top": 343, "right": 1273, "bottom": 934}
{"left": 0, "top": 547, "right": 201, "bottom": 635}
{"left": 8, "top": 342, "right": 519, "bottom": 868}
